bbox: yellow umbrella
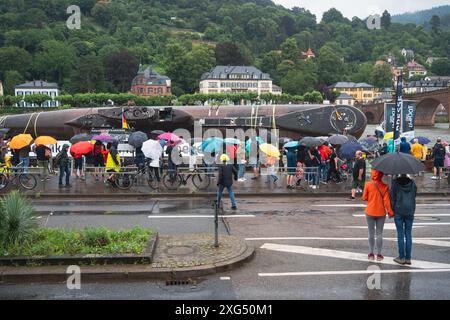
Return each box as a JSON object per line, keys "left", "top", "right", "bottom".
{"left": 259, "top": 143, "right": 280, "bottom": 158}
{"left": 10, "top": 134, "right": 33, "bottom": 150}
{"left": 34, "top": 136, "right": 57, "bottom": 145}
{"left": 384, "top": 132, "right": 394, "bottom": 140}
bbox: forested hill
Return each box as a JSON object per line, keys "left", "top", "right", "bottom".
{"left": 392, "top": 5, "right": 450, "bottom": 27}
{"left": 0, "top": 0, "right": 450, "bottom": 99}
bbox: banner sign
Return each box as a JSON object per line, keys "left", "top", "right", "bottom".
{"left": 384, "top": 100, "right": 416, "bottom": 140}
{"left": 393, "top": 75, "right": 403, "bottom": 144}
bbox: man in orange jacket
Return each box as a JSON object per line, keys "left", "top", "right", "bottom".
{"left": 362, "top": 169, "right": 394, "bottom": 261}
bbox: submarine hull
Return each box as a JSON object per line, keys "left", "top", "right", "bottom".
{"left": 0, "top": 104, "right": 367, "bottom": 140}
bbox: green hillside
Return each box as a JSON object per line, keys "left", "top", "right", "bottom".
{"left": 0, "top": 0, "right": 450, "bottom": 99}
{"left": 392, "top": 5, "right": 450, "bottom": 26}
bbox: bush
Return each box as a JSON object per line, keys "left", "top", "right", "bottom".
{"left": 0, "top": 191, "right": 38, "bottom": 249}
{"left": 1, "top": 226, "right": 152, "bottom": 256}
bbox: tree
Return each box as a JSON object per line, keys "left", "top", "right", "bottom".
{"left": 431, "top": 15, "right": 441, "bottom": 34}
{"left": 371, "top": 64, "right": 393, "bottom": 88}
{"left": 280, "top": 15, "right": 297, "bottom": 36}
{"left": 280, "top": 38, "right": 298, "bottom": 62}
{"left": 281, "top": 70, "right": 317, "bottom": 95}
{"left": 215, "top": 42, "right": 249, "bottom": 65}
{"left": 104, "top": 49, "right": 139, "bottom": 92}
{"left": 69, "top": 54, "right": 106, "bottom": 93}
{"left": 430, "top": 58, "right": 450, "bottom": 76}
{"left": 33, "top": 40, "right": 77, "bottom": 85}
{"left": 381, "top": 10, "right": 391, "bottom": 29}
{"left": 185, "top": 44, "right": 216, "bottom": 93}
{"left": 351, "top": 62, "right": 374, "bottom": 83}
{"left": 321, "top": 8, "right": 347, "bottom": 24}
{"left": 164, "top": 43, "right": 190, "bottom": 95}
{"left": 0, "top": 46, "right": 32, "bottom": 79}
{"left": 3, "top": 70, "right": 24, "bottom": 96}
{"left": 317, "top": 45, "right": 344, "bottom": 85}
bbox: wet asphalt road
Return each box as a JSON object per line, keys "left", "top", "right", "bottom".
{"left": 1, "top": 196, "right": 450, "bottom": 300}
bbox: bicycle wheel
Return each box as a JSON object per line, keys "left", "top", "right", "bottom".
{"left": 0, "top": 173, "right": 9, "bottom": 190}
{"left": 19, "top": 174, "right": 37, "bottom": 190}
{"left": 115, "top": 174, "right": 133, "bottom": 190}
{"left": 163, "top": 173, "right": 182, "bottom": 190}
{"left": 192, "top": 173, "right": 211, "bottom": 190}
{"left": 147, "top": 173, "right": 160, "bottom": 190}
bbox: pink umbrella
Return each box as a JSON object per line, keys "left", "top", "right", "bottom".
{"left": 158, "top": 132, "right": 180, "bottom": 143}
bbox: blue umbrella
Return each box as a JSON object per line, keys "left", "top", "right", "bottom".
{"left": 224, "top": 138, "right": 241, "bottom": 145}
{"left": 338, "top": 142, "right": 365, "bottom": 160}
{"left": 283, "top": 141, "right": 300, "bottom": 149}
{"left": 245, "top": 137, "right": 265, "bottom": 152}
{"left": 159, "top": 139, "right": 167, "bottom": 147}
{"left": 201, "top": 137, "right": 224, "bottom": 153}
{"left": 410, "top": 137, "right": 430, "bottom": 145}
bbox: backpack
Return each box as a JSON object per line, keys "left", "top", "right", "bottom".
{"left": 54, "top": 151, "right": 63, "bottom": 166}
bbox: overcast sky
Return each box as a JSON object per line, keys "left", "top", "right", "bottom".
{"left": 273, "top": 0, "right": 450, "bottom": 20}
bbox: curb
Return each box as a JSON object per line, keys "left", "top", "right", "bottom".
{"left": 5, "top": 191, "right": 450, "bottom": 199}
{"left": 0, "top": 243, "right": 255, "bottom": 283}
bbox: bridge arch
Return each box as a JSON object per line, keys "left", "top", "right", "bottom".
{"left": 364, "top": 111, "right": 375, "bottom": 123}
{"left": 415, "top": 98, "right": 443, "bottom": 126}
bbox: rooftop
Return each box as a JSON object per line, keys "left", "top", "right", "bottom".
{"left": 336, "top": 92, "right": 354, "bottom": 100}
{"left": 330, "top": 82, "right": 374, "bottom": 89}
{"left": 15, "top": 80, "right": 59, "bottom": 89}
{"left": 201, "top": 66, "right": 271, "bottom": 81}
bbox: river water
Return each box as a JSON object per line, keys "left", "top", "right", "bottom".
{"left": 363, "top": 124, "right": 450, "bottom": 144}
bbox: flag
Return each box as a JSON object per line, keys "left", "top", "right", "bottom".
{"left": 122, "top": 109, "right": 129, "bottom": 130}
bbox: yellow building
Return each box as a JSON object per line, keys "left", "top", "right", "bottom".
{"left": 329, "top": 82, "right": 380, "bottom": 105}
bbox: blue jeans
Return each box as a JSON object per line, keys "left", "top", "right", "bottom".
{"left": 217, "top": 185, "right": 236, "bottom": 208}
{"left": 19, "top": 157, "right": 30, "bottom": 174}
{"left": 319, "top": 162, "right": 329, "bottom": 181}
{"left": 394, "top": 215, "right": 414, "bottom": 260}
{"left": 238, "top": 164, "right": 245, "bottom": 179}
{"left": 59, "top": 164, "right": 71, "bottom": 186}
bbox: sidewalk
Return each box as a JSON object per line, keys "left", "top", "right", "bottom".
{"left": 0, "top": 234, "right": 254, "bottom": 283}
{"left": 2, "top": 171, "right": 448, "bottom": 198}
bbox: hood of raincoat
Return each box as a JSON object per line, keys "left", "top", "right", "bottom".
{"left": 371, "top": 169, "right": 384, "bottom": 182}
{"left": 395, "top": 176, "right": 414, "bottom": 190}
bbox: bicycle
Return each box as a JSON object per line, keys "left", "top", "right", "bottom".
{"left": 0, "top": 164, "right": 37, "bottom": 190}
{"left": 162, "top": 167, "right": 211, "bottom": 190}
{"left": 105, "top": 166, "right": 138, "bottom": 191}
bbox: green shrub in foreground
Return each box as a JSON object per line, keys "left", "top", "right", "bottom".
{"left": 1, "top": 226, "right": 152, "bottom": 257}
{"left": 0, "top": 191, "right": 38, "bottom": 250}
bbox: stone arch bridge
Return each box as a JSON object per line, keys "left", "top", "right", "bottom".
{"left": 360, "top": 87, "right": 450, "bottom": 127}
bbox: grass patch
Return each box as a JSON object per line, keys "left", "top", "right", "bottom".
{"left": 0, "top": 226, "right": 153, "bottom": 257}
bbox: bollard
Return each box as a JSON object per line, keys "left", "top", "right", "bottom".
{"left": 214, "top": 199, "right": 219, "bottom": 247}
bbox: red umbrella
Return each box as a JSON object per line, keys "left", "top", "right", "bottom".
{"left": 70, "top": 141, "right": 94, "bottom": 156}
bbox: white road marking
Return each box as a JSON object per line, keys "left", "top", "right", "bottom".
{"left": 260, "top": 243, "right": 450, "bottom": 269}
{"left": 259, "top": 269, "right": 450, "bottom": 277}
{"left": 147, "top": 215, "right": 255, "bottom": 219}
{"left": 220, "top": 277, "right": 231, "bottom": 280}
{"left": 313, "top": 204, "right": 450, "bottom": 208}
{"left": 246, "top": 237, "right": 450, "bottom": 241}
{"left": 353, "top": 214, "right": 450, "bottom": 217}
{"left": 409, "top": 239, "right": 450, "bottom": 248}
{"left": 340, "top": 224, "right": 424, "bottom": 230}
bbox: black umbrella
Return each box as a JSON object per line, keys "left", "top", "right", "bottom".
{"left": 299, "top": 137, "right": 323, "bottom": 147}
{"left": 328, "top": 134, "right": 349, "bottom": 145}
{"left": 338, "top": 142, "right": 365, "bottom": 160}
{"left": 128, "top": 131, "right": 148, "bottom": 148}
{"left": 70, "top": 133, "right": 92, "bottom": 144}
{"left": 371, "top": 152, "right": 425, "bottom": 175}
